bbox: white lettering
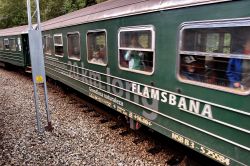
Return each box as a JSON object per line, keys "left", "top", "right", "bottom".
{"left": 132, "top": 83, "right": 137, "bottom": 93}
{"left": 201, "top": 104, "right": 213, "bottom": 119}
{"left": 178, "top": 97, "right": 187, "bottom": 110}
{"left": 189, "top": 100, "right": 200, "bottom": 114}
{"left": 137, "top": 85, "right": 142, "bottom": 95}
{"left": 161, "top": 92, "right": 168, "bottom": 103}
{"left": 169, "top": 94, "right": 177, "bottom": 105}
{"left": 150, "top": 89, "right": 159, "bottom": 100}
{"left": 142, "top": 86, "right": 150, "bottom": 98}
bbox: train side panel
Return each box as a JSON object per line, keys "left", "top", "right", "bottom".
{"left": 43, "top": 1, "right": 250, "bottom": 165}
{"left": 0, "top": 35, "right": 28, "bottom": 67}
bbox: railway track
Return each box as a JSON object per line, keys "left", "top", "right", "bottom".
{"left": 0, "top": 67, "right": 222, "bottom": 166}
{"left": 46, "top": 77, "right": 223, "bottom": 166}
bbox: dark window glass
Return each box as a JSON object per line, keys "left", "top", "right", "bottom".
{"left": 0, "top": 39, "right": 3, "bottom": 50}
{"left": 43, "top": 35, "right": 52, "bottom": 55}
{"left": 55, "top": 46, "right": 64, "bottom": 56}
{"left": 87, "top": 31, "right": 107, "bottom": 65}
{"left": 54, "top": 34, "right": 64, "bottom": 56}
{"left": 120, "top": 30, "right": 152, "bottom": 49}
{"left": 67, "top": 33, "right": 80, "bottom": 60}
{"left": 9, "top": 39, "right": 16, "bottom": 51}
{"left": 54, "top": 35, "right": 63, "bottom": 45}
{"left": 4, "top": 38, "right": 9, "bottom": 50}
{"left": 119, "top": 28, "right": 154, "bottom": 73}
{"left": 180, "top": 26, "right": 250, "bottom": 93}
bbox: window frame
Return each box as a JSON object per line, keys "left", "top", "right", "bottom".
{"left": 17, "top": 37, "right": 22, "bottom": 52}
{"left": 0, "top": 38, "right": 3, "bottom": 50}
{"left": 67, "top": 31, "right": 81, "bottom": 61}
{"left": 177, "top": 18, "right": 250, "bottom": 95}
{"left": 4, "top": 38, "right": 9, "bottom": 50}
{"left": 9, "top": 38, "right": 16, "bottom": 51}
{"left": 118, "top": 25, "right": 155, "bottom": 75}
{"left": 86, "top": 29, "right": 108, "bottom": 66}
{"left": 53, "top": 33, "right": 64, "bottom": 57}
{"left": 43, "top": 34, "right": 52, "bottom": 55}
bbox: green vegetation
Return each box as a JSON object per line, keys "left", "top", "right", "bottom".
{"left": 0, "top": 0, "right": 107, "bottom": 29}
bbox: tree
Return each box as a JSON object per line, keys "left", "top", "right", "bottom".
{"left": 64, "top": 0, "right": 88, "bottom": 13}
{"left": 0, "top": 0, "right": 27, "bottom": 29}
{"left": 41, "top": 0, "right": 67, "bottom": 20}
{"left": 0, "top": 0, "right": 108, "bottom": 29}
{"left": 86, "top": 0, "right": 96, "bottom": 7}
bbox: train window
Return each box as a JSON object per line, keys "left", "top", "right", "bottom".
{"left": 53, "top": 34, "right": 64, "bottom": 57}
{"left": 87, "top": 30, "right": 107, "bottom": 65}
{"left": 43, "top": 35, "right": 52, "bottom": 55}
{"left": 9, "top": 38, "right": 16, "bottom": 51}
{"left": 179, "top": 24, "right": 250, "bottom": 94}
{"left": 4, "top": 38, "right": 9, "bottom": 50}
{"left": 118, "top": 26, "right": 155, "bottom": 74}
{"left": 17, "top": 37, "right": 22, "bottom": 51}
{"left": 67, "top": 32, "right": 80, "bottom": 60}
{"left": 0, "top": 39, "right": 3, "bottom": 50}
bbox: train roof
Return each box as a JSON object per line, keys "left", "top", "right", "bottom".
{"left": 0, "top": 25, "right": 28, "bottom": 37}
{"left": 0, "top": 0, "right": 231, "bottom": 36}
{"left": 41, "top": 0, "right": 231, "bottom": 31}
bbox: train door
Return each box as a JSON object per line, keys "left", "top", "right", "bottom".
{"left": 22, "top": 34, "right": 31, "bottom": 68}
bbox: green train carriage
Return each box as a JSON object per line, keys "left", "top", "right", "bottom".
{"left": 40, "top": 0, "right": 250, "bottom": 165}
{"left": 0, "top": 0, "right": 249, "bottom": 165}
{"left": 0, "top": 26, "right": 30, "bottom": 68}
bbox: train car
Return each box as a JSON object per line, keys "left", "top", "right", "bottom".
{"left": 40, "top": 0, "right": 250, "bottom": 165}
{"left": 0, "top": 0, "right": 249, "bottom": 165}
{"left": 0, "top": 25, "right": 31, "bottom": 69}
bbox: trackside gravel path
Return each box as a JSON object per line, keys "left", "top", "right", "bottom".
{"left": 0, "top": 68, "right": 171, "bottom": 166}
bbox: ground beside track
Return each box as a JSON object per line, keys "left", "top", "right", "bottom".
{"left": 0, "top": 67, "right": 222, "bottom": 166}
{"left": 0, "top": 67, "right": 171, "bottom": 166}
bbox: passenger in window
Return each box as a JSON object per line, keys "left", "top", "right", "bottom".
{"left": 90, "top": 46, "right": 105, "bottom": 64}
{"left": 99, "top": 44, "right": 106, "bottom": 61}
{"left": 204, "top": 50, "right": 228, "bottom": 86}
{"left": 181, "top": 56, "right": 202, "bottom": 81}
{"left": 124, "top": 34, "right": 144, "bottom": 70}
{"left": 73, "top": 46, "right": 80, "bottom": 56}
{"left": 227, "top": 37, "right": 250, "bottom": 89}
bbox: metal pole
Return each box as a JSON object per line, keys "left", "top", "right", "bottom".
{"left": 27, "top": 0, "right": 43, "bottom": 134}
{"left": 43, "top": 80, "right": 53, "bottom": 131}
{"left": 35, "top": 0, "right": 53, "bottom": 131}
{"left": 27, "top": 0, "right": 53, "bottom": 133}
{"left": 27, "top": 0, "right": 32, "bottom": 29}
{"left": 32, "top": 81, "right": 43, "bottom": 134}
{"left": 35, "top": 0, "right": 41, "bottom": 29}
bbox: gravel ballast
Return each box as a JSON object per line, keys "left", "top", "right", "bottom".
{"left": 0, "top": 67, "right": 171, "bottom": 166}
